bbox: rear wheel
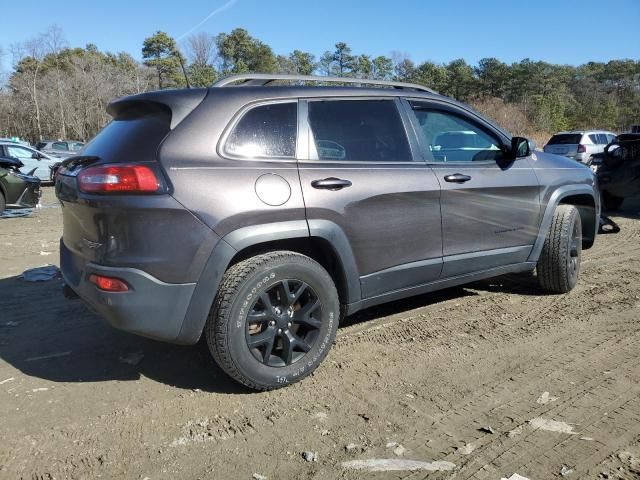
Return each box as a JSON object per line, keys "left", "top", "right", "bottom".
{"left": 537, "top": 205, "right": 582, "bottom": 293}
{"left": 205, "top": 251, "right": 340, "bottom": 390}
{"left": 602, "top": 190, "right": 624, "bottom": 211}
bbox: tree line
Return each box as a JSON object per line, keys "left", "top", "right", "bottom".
{"left": 1, "top": 26, "right": 639, "bottom": 145}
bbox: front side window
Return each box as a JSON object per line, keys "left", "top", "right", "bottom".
{"left": 225, "top": 102, "right": 297, "bottom": 158}
{"left": 307, "top": 99, "right": 412, "bottom": 162}
{"left": 409, "top": 102, "right": 504, "bottom": 162}
{"left": 52, "top": 142, "right": 68, "bottom": 150}
{"left": 6, "top": 145, "right": 34, "bottom": 160}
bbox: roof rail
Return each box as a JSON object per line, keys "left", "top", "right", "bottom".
{"left": 211, "top": 73, "right": 437, "bottom": 94}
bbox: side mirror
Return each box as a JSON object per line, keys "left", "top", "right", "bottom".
{"left": 32, "top": 152, "right": 42, "bottom": 159}
{"left": 505, "top": 137, "right": 531, "bottom": 160}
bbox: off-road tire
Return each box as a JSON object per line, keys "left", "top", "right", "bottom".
{"left": 602, "top": 190, "right": 624, "bottom": 211}
{"left": 205, "top": 251, "right": 340, "bottom": 391}
{"left": 537, "top": 204, "right": 582, "bottom": 293}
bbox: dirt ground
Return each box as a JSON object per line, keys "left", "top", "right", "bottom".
{"left": 1, "top": 188, "right": 640, "bottom": 480}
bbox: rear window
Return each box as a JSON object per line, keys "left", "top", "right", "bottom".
{"left": 82, "top": 107, "right": 171, "bottom": 163}
{"left": 547, "top": 134, "right": 582, "bottom": 145}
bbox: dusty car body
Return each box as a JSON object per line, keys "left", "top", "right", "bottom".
{"left": 0, "top": 156, "right": 41, "bottom": 211}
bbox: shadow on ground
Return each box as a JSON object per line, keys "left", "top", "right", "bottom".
{"left": 0, "top": 267, "right": 548, "bottom": 393}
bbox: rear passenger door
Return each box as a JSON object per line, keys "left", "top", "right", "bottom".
{"left": 298, "top": 98, "right": 443, "bottom": 299}
{"left": 404, "top": 99, "right": 541, "bottom": 277}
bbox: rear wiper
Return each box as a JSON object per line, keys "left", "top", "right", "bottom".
{"left": 60, "top": 155, "right": 100, "bottom": 174}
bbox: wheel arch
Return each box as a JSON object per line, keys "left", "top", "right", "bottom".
{"left": 528, "top": 185, "right": 599, "bottom": 263}
{"left": 176, "top": 219, "right": 361, "bottom": 344}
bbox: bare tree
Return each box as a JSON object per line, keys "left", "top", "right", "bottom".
{"left": 11, "top": 35, "right": 46, "bottom": 140}
{"left": 43, "top": 25, "right": 68, "bottom": 139}
{"left": 185, "top": 32, "right": 217, "bottom": 68}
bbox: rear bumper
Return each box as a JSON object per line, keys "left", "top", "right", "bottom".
{"left": 60, "top": 240, "right": 196, "bottom": 343}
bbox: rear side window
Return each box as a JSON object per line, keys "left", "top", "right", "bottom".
{"left": 52, "top": 142, "right": 68, "bottom": 150}
{"left": 597, "top": 134, "right": 608, "bottom": 145}
{"left": 307, "top": 99, "right": 411, "bottom": 162}
{"left": 225, "top": 102, "right": 297, "bottom": 158}
{"left": 588, "top": 134, "right": 598, "bottom": 144}
{"left": 548, "top": 134, "right": 582, "bottom": 145}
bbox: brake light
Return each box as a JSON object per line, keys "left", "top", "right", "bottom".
{"left": 89, "top": 274, "right": 129, "bottom": 292}
{"left": 577, "top": 144, "right": 586, "bottom": 153}
{"left": 78, "top": 164, "right": 160, "bottom": 193}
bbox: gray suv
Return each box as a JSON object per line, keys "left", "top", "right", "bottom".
{"left": 57, "top": 74, "right": 600, "bottom": 390}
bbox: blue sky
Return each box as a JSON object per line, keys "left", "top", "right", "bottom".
{"left": 1, "top": 0, "right": 639, "bottom": 72}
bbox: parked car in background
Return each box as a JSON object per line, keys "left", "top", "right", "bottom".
{"left": 0, "top": 141, "right": 60, "bottom": 182}
{"left": 0, "top": 156, "right": 41, "bottom": 212}
{"left": 588, "top": 133, "right": 640, "bottom": 210}
{"left": 57, "top": 74, "right": 599, "bottom": 391}
{"left": 36, "top": 140, "right": 85, "bottom": 159}
{"left": 543, "top": 130, "right": 616, "bottom": 163}
{"left": 631, "top": 125, "right": 640, "bottom": 134}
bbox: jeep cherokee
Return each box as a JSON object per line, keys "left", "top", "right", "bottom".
{"left": 56, "top": 74, "right": 600, "bottom": 390}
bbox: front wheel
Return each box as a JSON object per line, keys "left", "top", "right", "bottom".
{"left": 205, "top": 251, "right": 340, "bottom": 390}
{"left": 537, "top": 205, "right": 582, "bottom": 293}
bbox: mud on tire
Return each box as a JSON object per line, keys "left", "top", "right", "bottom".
{"left": 537, "top": 204, "right": 582, "bottom": 293}
{"left": 205, "top": 251, "right": 340, "bottom": 391}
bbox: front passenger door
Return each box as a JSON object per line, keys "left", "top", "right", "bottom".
{"left": 406, "top": 100, "right": 542, "bottom": 278}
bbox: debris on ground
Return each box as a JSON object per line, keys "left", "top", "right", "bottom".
{"left": 19, "top": 265, "right": 60, "bottom": 282}
{"left": 528, "top": 417, "right": 578, "bottom": 435}
{"left": 0, "top": 209, "right": 33, "bottom": 219}
{"left": 392, "top": 444, "right": 406, "bottom": 456}
{"left": 478, "top": 425, "right": 495, "bottom": 434}
{"left": 345, "top": 443, "right": 359, "bottom": 454}
{"left": 119, "top": 351, "right": 145, "bottom": 366}
{"left": 501, "top": 474, "right": 530, "bottom": 480}
{"left": 252, "top": 474, "right": 267, "bottom": 480}
{"left": 507, "top": 425, "right": 524, "bottom": 438}
{"left": 458, "top": 443, "right": 475, "bottom": 455}
{"left": 302, "top": 451, "right": 317, "bottom": 462}
{"left": 536, "top": 391, "right": 558, "bottom": 404}
{"left": 560, "top": 465, "right": 574, "bottom": 476}
{"left": 342, "top": 459, "right": 456, "bottom": 472}
{"left": 0, "top": 377, "right": 15, "bottom": 385}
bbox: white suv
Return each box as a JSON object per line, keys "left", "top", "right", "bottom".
{"left": 543, "top": 130, "right": 616, "bottom": 163}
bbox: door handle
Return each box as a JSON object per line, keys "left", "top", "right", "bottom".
{"left": 444, "top": 173, "right": 472, "bottom": 183}
{"left": 311, "top": 177, "right": 352, "bottom": 190}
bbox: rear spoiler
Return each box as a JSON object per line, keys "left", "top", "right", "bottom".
{"left": 107, "top": 88, "right": 208, "bottom": 129}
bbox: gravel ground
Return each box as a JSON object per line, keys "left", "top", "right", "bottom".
{"left": 1, "top": 187, "right": 639, "bottom": 480}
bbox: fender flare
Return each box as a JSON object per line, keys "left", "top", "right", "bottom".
{"left": 176, "top": 219, "right": 362, "bottom": 344}
{"left": 528, "top": 184, "right": 599, "bottom": 263}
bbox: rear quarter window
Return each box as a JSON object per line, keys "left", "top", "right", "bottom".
{"left": 224, "top": 102, "right": 297, "bottom": 159}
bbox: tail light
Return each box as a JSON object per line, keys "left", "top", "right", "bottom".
{"left": 78, "top": 164, "right": 161, "bottom": 193}
{"left": 89, "top": 274, "right": 129, "bottom": 292}
{"left": 577, "top": 144, "right": 586, "bottom": 153}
